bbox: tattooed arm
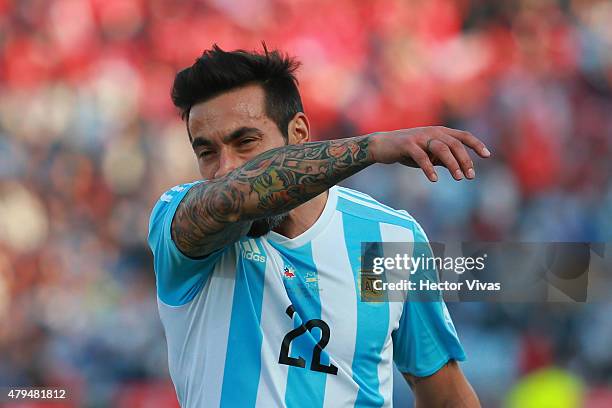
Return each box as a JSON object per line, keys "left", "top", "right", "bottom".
{"left": 172, "top": 135, "right": 372, "bottom": 258}
{"left": 171, "top": 127, "right": 490, "bottom": 258}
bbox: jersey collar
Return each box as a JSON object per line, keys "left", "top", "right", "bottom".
{"left": 265, "top": 186, "right": 338, "bottom": 249}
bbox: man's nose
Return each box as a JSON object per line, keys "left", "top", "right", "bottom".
{"left": 214, "top": 151, "right": 240, "bottom": 179}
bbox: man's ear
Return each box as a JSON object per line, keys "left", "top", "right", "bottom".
{"left": 287, "top": 112, "right": 310, "bottom": 144}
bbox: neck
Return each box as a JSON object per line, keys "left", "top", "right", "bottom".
{"left": 273, "top": 190, "right": 329, "bottom": 239}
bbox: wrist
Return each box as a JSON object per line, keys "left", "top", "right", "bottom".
{"left": 363, "top": 132, "right": 381, "bottom": 164}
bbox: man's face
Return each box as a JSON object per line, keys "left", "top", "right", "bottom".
{"left": 187, "top": 84, "right": 291, "bottom": 237}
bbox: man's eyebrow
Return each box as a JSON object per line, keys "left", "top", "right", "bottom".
{"left": 191, "top": 127, "right": 263, "bottom": 150}
{"left": 223, "top": 127, "right": 263, "bottom": 144}
{"left": 191, "top": 137, "right": 212, "bottom": 150}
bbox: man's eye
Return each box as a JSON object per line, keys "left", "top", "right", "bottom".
{"left": 198, "top": 151, "right": 213, "bottom": 158}
{"left": 239, "top": 138, "right": 256, "bottom": 146}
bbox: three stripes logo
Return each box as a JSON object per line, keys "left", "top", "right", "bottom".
{"left": 239, "top": 239, "right": 266, "bottom": 263}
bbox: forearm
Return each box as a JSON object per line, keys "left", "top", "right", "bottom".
{"left": 224, "top": 134, "right": 373, "bottom": 220}
{"left": 172, "top": 135, "right": 373, "bottom": 257}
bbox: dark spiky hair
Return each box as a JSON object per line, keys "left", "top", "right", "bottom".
{"left": 171, "top": 44, "right": 303, "bottom": 140}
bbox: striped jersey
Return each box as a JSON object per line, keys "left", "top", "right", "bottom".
{"left": 147, "top": 182, "right": 466, "bottom": 408}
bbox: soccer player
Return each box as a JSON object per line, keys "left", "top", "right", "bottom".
{"left": 148, "top": 45, "right": 488, "bottom": 407}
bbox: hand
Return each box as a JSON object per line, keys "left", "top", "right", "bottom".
{"left": 368, "top": 126, "right": 491, "bottom": 182}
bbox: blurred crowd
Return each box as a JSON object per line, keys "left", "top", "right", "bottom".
{"left": 0, "top": 0, "right": 611, "bottom": 406}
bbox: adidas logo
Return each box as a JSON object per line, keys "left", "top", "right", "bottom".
{"left": 239, "top": 239, "right": 266, "bottom": 263}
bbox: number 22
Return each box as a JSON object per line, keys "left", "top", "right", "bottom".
{"left": 278, "top": 305, "right": 338, "bottom": 375}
